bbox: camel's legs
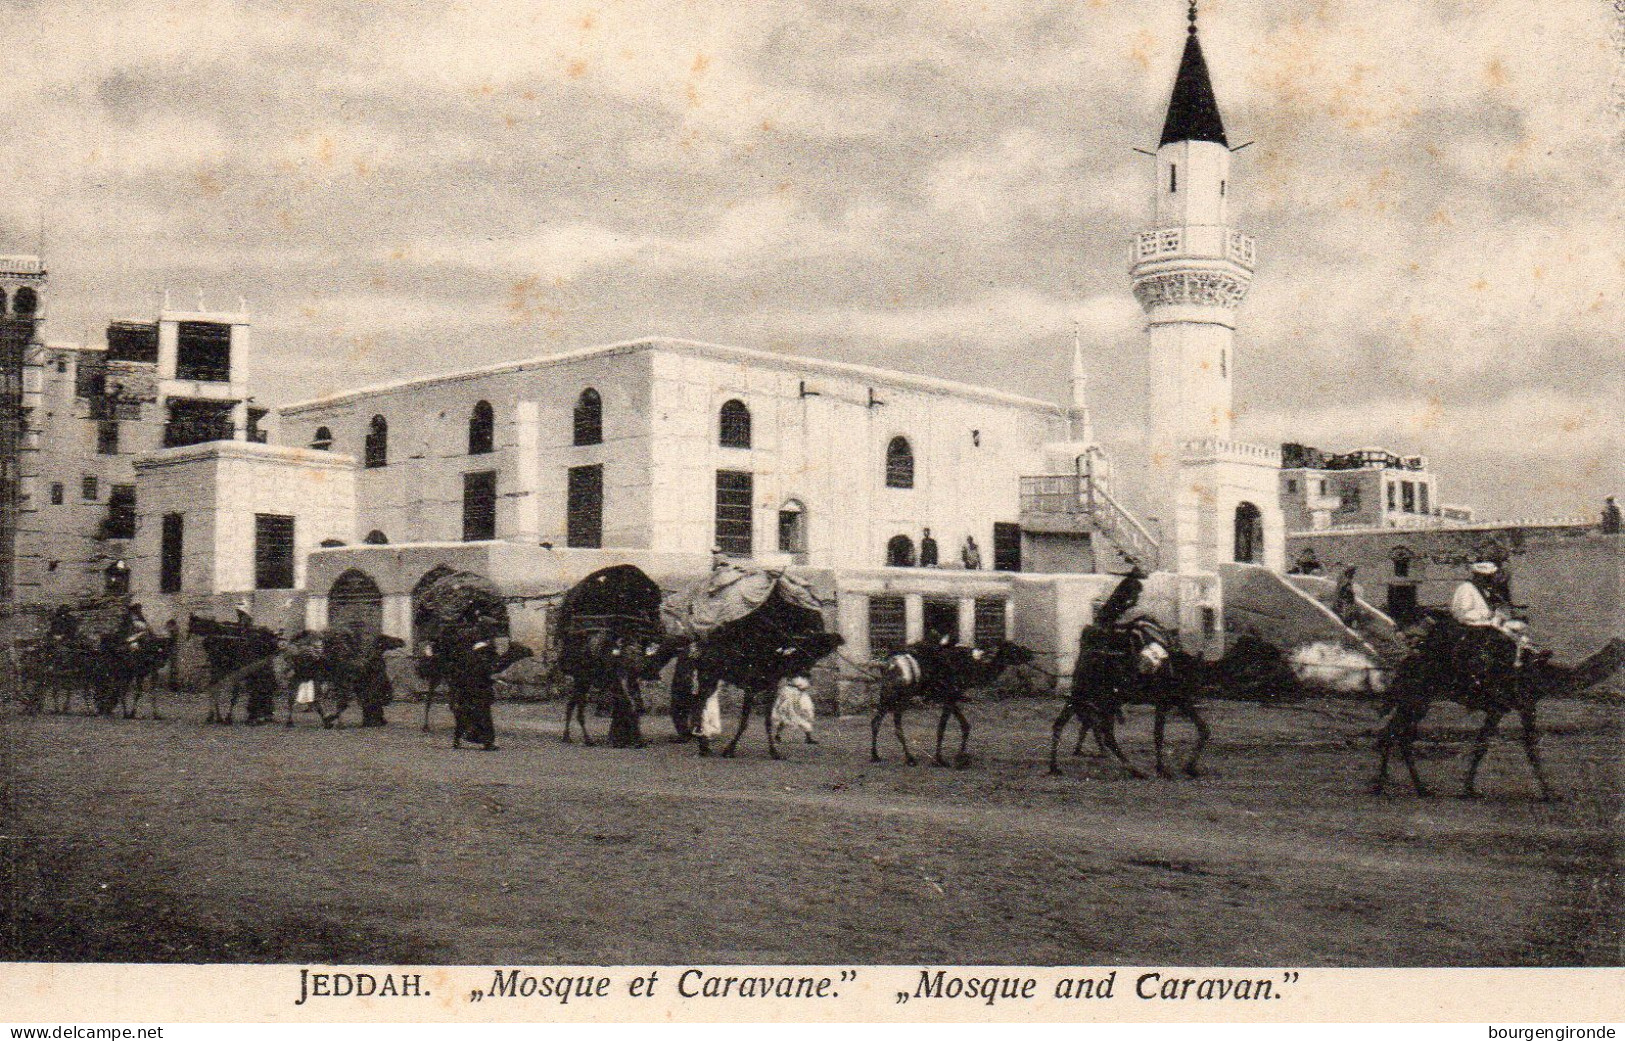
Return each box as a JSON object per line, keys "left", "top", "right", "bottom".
{"left": 422, "top": 681, "right": 436, "bottom": 733}
{"left": 1153, "top": 703, "right": 1171, "bottom": 777}
{"left": 1180, "top": 701, "right": 1210, "bottom": 777}
{"left": 1048, "top": 703, "right": 1076, "bottom": 775}
{"left": 763, "top": 698, "right": 780, "bottom": 760}
{"left": 933, "top": 703, "right": 953, "bottom": 767}
{"left": 869, "top": 700, "right": 888, "bottom": 762}
{"left": 720, "top": 690, "right": 753, "bottom": 757}
{"left": 1371, "top": 717, "right": 1395, "bottom": 794}
{"left": 1517, "top": 706, "right": 1556, "bottom": 801}
{"left": 893, "top": 706, "right": 917, "bottom": 766}
{"left": 577, "top": 690, "right": 596, "bottom": 747}
{"left": 1463, "top": 710, "right": 1504, "bottom": 798}
{"left": 951, "top": 703, "right": 971, "bottom": 766}
{"left": 1396, "top": 714, "right": 1428, "bottom": 796}
{"left": 1097, "top": 706, "right": 1146, "bottom": 779}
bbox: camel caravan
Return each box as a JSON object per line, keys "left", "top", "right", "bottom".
{"left": 3, "top": 555, "right": 1620, "bottom": 801}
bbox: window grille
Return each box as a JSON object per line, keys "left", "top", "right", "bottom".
{"left": 567, "top": 464, "right": 603, "bottom": 548}
{"left": 715, "top": 470, "right": 753, "bottom": 556}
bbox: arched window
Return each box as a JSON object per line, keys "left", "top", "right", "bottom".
{"left": 13, "top": 287, "right": 38, "bottom": 318}
{"left": 886, "top": 534, "right": 916, "bottom": 567}
{"left": 311, "top": 426, "right": 333, "bottom": 451}
{"left": 362, "top": 529, "right": 389, "bottom": 545}
{"left": 573, "top": 388, "right": 602, "bottom": 446}
{"left": 719, "top": 399, "right": 751, "bottom": 448}
{"left": 468, "top": 400, "right": 494, "bottom": 455}
{"left": 364, "top": 415, "right": 388, "bottom": 468}
{"left": 885, "top": 436, "right": 914, "bottom": 489}
{"left": 1234, "top": 502, "right": 1263, "bottom": 564}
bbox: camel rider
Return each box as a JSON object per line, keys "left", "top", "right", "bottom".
{"left": 120, "top": 602, "right": 153, "bottom": 648}
{"left": 1450, "top": 560, "right": 1532, "bottom": 667}
{"left": 1451, "top": 561, "right": 1514, "bottom": 632}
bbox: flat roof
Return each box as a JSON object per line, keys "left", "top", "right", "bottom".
{"left": 280, "top": 336, "right": 1067, "bottom": 417}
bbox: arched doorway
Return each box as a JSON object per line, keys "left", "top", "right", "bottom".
{"left": 886, "top": 534, "right": 916, "bottom": 567}
{"left": 328, "top": 569, "right": 384, "bottom": 643}
{"left": 1233, "top": 502, "right": 1263, "bottom": 564}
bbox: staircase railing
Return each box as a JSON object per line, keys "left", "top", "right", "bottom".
{"left": 1085, "top": 474, "right": 1160, "bottom": 569}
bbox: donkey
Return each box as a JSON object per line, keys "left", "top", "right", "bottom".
{"left": 869, "top": 638, "right": 1035, "bottom": 768}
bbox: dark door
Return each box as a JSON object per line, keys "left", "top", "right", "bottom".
{"left": 992, "top": 522, "right": 1022, "bottom": 572}
{"left": 329, "top": 569, "right": 384, "bottom": 643}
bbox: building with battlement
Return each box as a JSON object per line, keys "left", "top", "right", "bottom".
{"left": 8, "top": 294, "right": 261, "bottom": 606}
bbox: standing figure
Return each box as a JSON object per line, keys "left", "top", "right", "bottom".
{"left": 445, "top": 614, "right": 503, "bottom": 751}
{"left": 961, "top": 536, "right": 982, "bottom": 570}
{"left": 1332, "top": 566, "right": 1360, "bottom": 626}
{"left": 355, "top": 635, "right": 397, "bottom": 727}
{"left": 771, "top": 674, "right": 818, "bottom": 745}
{"left": 919, "top": 528, "right": 939, "bottom": 568}
{"left": 1601, "top": 496, "right": 1621, "bottom": 534}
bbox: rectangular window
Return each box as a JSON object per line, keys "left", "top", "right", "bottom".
{"left": 715, "top": 469, "right": 753, "bottom": 557}
{"left": 254, "top": 514, "right": 295, "bottom": 590}
{"left": 566, "top": 464, "right": 603, "bottom": 548}
{"left": 81, "top": 475, "right": 98, "bottom": 501}
{"left": 175, "top": 321, "right": 232, "bottom": 382}
{"left": 1285, "top": 479, "right": 1298, "bottom": 494}
{"left": 868, "top": 595, "right": 906, "bottom": 658}
{"left": 992, "top": 521, "right": 1022, "bottom": 572}
{"left": 1339, "top": 483, "right": 1361, "bottom": 513}
{"left": 1401, "top": 481, "right": 1416, "bottom": 513}
{"left": 106, "top": 321, "right": 159, "bottom": 363}
{"left": 973, "top": 598, "right": 1007, "bottom": 646}
{"left": 49, "top": 482, "right": 63, "bottom": 505}
{"left": 1418, "top": 483, "right": 1430, "bottom": 515}
{"left": 1169, "top": 164, "right": 1178, "bottom": 193}
{"left": 923, "top": 598, "right": 959, "bottom": 644}
{"left": 1387, "top": 482, "right": 1397, "bottom": 511}
{"left": 105, "top": 484, "right": 136, "bottom": 540}
{"left": 160, "top": 513, "right": 184, "bottom": 593}
{"left": 97, "top": 420, "right": 119, "bottom": 455}
{"left": 462, "top": 470, "right": 497, "bottom": 542}
{"left": 777, "top": 505, "right": 805, "bottom": 555}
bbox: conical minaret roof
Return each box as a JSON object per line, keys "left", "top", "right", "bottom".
{"left": 1159, "top": 3, "right": 1228, "bottom": 148}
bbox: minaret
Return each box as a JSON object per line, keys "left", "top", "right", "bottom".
{"left": 1132, "top": 2, "right": 1279, "bottom": 573}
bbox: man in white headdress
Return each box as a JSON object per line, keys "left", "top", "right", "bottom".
{"left": 1451, "top": 561, "right": 1512, "bottom": 632}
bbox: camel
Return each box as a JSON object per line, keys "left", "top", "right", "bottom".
{"left": 192, "top": 614, "right": 283, "bottom": 725}
{"left": 558, "top": 628, "right": 669, "bottom": 748}
{"left": 1372, "top": 610, "right": 1624, "bottom": 800}
{"left": 869, "top": 638, "right": 1035, "bottom": 768}
{"left": 1048, "top": 616, "right": 1207, "bottom": 779}
{"left": 682, "top": 631, "right": 844, "bottom": 760}
{"left": 101, "top": 632, "right": 175, "bottom": 719}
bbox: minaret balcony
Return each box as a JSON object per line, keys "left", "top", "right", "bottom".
{"left": 1132, "top": 226, "right": 1255, "bottom": 269}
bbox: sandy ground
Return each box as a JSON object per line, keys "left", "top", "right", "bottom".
{"left": 0, "top": 690, "right": 1618, "bottom": 966}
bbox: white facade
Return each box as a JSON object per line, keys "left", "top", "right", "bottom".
{"left": 132, "top": 441, "right": 356, "bottom": 604}
{"left": 277, "top": 337, "right": 1067, "bottom": 571}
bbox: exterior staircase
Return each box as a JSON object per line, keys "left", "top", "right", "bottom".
{"left": 1019, "top": 458, "right": 1161, "bottom": 571}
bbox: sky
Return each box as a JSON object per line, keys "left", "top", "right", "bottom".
{"left": 0, "top": 0, "right": 1618, "bottom": 520}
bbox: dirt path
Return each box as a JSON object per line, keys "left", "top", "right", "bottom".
{"left": 1, "top": 695, "right": 1618, "bottom": 965}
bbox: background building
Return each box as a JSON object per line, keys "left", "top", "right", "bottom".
{"left": 1280, "top": 443, "right": 1473, "bottom": 533}
{"left": 0, "top": 254, "right": 46, "bottom": 603}
{"left": 11, "top": 302, "right": 258, "bottom": 605}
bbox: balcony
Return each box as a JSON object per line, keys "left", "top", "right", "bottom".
{"left": 1132, "top": 226, "right": 1256, "bottom": 268}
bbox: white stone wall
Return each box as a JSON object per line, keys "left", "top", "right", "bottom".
{"left": 646, "top": 348, "right": 1062, "bottom": 569}
{"left": 133, "top": 443, "right": 355, "bottom": 601}
{"left": 279, "top": 347, "right": 656, "bottom": 548}
{"left": 279, "top": 340, "right": 1065, "bottom": 570}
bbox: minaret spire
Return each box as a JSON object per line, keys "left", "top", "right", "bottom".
{"left": 1160, "top": 0, "right": 1227, "bottom": 148}
{"left": 1068, "top": 322, "right": 1094, "bottom": 444}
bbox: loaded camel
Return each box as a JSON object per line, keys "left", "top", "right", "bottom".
{"left": 869, "top": 636, "right": 1035, "bottom": 768}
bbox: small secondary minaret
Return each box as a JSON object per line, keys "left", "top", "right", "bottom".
{"left": 1068, "top": 322, "right": 1094, "bottom": 444}
{"left": 1131, "top": 2, "right": 1281, "bottom": 573}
